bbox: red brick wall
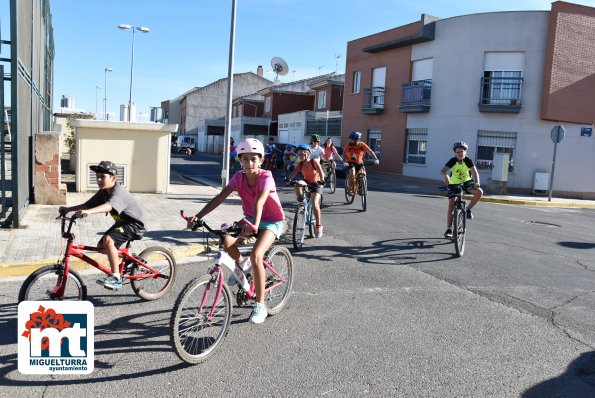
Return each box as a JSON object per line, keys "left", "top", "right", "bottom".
{"left": 343, "top": 22, "right": 419, "bottom": 174}
{"left": 541, "top": 1, "right": 595, "bottom": 125}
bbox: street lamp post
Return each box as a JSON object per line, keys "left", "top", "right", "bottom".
{"left": 95, "top": 85, "right": 102, "bottom": 118}
{"left": 104, "top": 67, "right": 113, "bottom": 120}
{"left": 118, "top": 24, "right": 150, "bottom": 122}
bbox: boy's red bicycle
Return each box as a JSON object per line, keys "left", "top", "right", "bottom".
{"left": 18, "top": 214, "right": 176, "bottom": 302}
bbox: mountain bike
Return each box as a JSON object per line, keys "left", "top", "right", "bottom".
{"left": 321, "top": 160, "right": 336, "bottom": 194}
{"left": 344, "top": 164, "right": 368, "bottom": 211}
{"left": 287, "top": 180, "right": 324, "bottom": 250}
{"left": 441, "top": 184, "right": 468, "bottom": 257}
{"left": 18, "top": 214, "right": 176, "bottom": 302}
{"left": 171, "top": 212, "right": 293, "bottom": 364}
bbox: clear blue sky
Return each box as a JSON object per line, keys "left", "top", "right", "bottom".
{"left": 50, "top": 0, "right": 594, "bottom": 121}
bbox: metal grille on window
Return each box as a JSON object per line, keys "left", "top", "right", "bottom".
{"left": 406, "top": 129, "right": 428, "bottom": 164}
{"left": 476, "top": 131, "right": 517, "bottom": 172}
{"left": 368, "top": 129, "right": 381, "bottom": 160}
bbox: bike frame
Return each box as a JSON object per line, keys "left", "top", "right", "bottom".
{"left": 51, "top": 217, "right": 163, "bottom": 296}
{"left": 197, "top": 248, "right": 286, "bottom": 322}
{"left": 181, "top": 213, "right": 289, "bottom": 322}
{"left": 347, "top": 164, "right": 366, "bottom": 194}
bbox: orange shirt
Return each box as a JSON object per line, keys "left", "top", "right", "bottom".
{"left": 344, "top": 142, "right": 371, "bottom": 164}
{"left": 297, "top": 159, "right": 322, "bottom": 183}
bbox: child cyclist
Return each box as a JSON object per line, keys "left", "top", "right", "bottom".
{"left": 186, "top": 138, "right": 285, "bottom": 324}
{"left": 440, "top": 141, "right": 483, "bottom": 239}
{"left": 58, "top": 160, "right": 146, "bottom": 290}
{"left": 285, "top": 144, "right": 325, "bottom": 238}
{"left": 343, "top": 131, "right": 379, "bottom": 194}
{"left": 321, "top": 137, "right": 341, "bottom": 171}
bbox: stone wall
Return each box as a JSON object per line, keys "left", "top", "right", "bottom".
{"left": 34, "top": 132, "right": 66, "bottom": 204}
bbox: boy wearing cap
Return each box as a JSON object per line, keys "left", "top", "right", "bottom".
{"left": 59, "top": 160, "right": 146, "bottom": 290}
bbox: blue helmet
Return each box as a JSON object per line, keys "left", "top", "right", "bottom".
{"left": 349, "top": 131, "right": 362, "bottom": 140}
{"left": 453, "top": 141, "right": 468, "bottom": 151}
{"left": 297, "top": 144, "right": 311, "bottom": 152}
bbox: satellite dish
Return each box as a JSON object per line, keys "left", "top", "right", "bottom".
{"left": 271, "top": 57, "right": 289, "bottom": 82}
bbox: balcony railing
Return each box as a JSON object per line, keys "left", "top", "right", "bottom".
{"left": 400, "top": 79, "right": 431, "bottom": 113}
{"left": 478, "top": 76, "right": 523, "bottom": 113}
{"left": 362, "top": 87, "right": 385, "bottom": 114}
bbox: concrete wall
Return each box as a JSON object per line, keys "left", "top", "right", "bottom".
{"left": 70, "top": 120, "right": 178, "bottom": 193}
{"left": 184, "top": 73, "right": 272, "bottom": 142}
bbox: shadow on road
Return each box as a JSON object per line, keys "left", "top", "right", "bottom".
{"left": 0, "top": 306, "right": 190, "bottom": 386}
{"left": 558, "top": 241, "right": 595, "bottom": 250}
{"left": 522, "top": 350, "right": 595, "bottom": 397}
{"left": 289, "top": 237, "right": 457, "bottom": 266}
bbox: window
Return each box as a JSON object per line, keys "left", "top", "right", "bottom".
{"left": 367, "top": 129, "right": 381, "bottom": 159}
{"left": 371, "top": 67, "right": 386, "bottom": 107}
{"left": 317, "top": 90, "right": 326, "bottom": 109}
{"left": 482, "top": 52, "right": 524, "bottom": 105}
{"left": 265, "top": 97, "right": 271, "bottom": 113}
{"left": 482, "top": 71, "right": 522, "bottom": 104}
{"left": 353, "top": 71, "right": 361, "bottom": 93}
{"left": 476, "top": 131, "right": 517, "bottom": 172}
{"left": 406, "top": 129, "right": 428, "bottom": 164}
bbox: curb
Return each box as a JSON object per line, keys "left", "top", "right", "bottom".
{"left": 477, "top": 196, "right": 595, "bottom": 208}
{"left": 0, "top": 243, "right": 209, "bottom": 278}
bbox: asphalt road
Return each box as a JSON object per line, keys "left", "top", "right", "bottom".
{"left": 3, "top": 153, "right": 595, "bottom": 397}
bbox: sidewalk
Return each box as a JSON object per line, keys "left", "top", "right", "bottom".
{"left": 366, "top": 172, "right": 595, "bottom": 208}
{"left": 1, "top": 176, "right": 594, "bottom": 278}
{"left": 0, "top": 183, "right": 245, "bottom": 277}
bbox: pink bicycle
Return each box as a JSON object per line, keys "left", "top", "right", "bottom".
{"left": 170, "top": 212, "right": 294, "bottom": 364}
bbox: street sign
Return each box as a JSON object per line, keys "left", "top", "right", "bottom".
{"left": 550, "top": 125, "right": 565, "bottom": 143}
{"left": 581, "top": 127, "right": 592, "bottom": 137}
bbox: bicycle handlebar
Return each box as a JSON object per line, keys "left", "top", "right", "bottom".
{"left": 285, "top": 179, "right": 325, "bottom": 187}
{"left": 180, "top": 210, "right": 258, "bottom": 236}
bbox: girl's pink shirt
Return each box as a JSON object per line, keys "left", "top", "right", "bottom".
{"left": 229, "top": 169, "right": 285, "bottom": 222}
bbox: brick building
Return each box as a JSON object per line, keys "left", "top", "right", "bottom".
{"left": 343, "top": 1, "right": 595, "bottom": 197}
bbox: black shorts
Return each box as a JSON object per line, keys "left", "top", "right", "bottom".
{"left": 100, "top": 222, "right": 145, "bottom": 248}
{"left": 448, "top": 181, "right": 476, "bottom": 197}
{"left": 346, "top": 162, "right": 365, "bottom": 173}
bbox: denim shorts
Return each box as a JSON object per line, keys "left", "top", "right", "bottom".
{"left": 245, "top": 216, "right": 285, "bottom": 239}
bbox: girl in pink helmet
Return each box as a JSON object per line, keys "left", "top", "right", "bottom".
{"left": 187, "top": 138, "right": 285, "bottom": 324}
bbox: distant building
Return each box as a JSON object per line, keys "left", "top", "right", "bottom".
{"left": 343, "top": 1, "right": 595, "bottom": 198}
{"left": 162, "top": 69, "right": 273, "bottom": 153}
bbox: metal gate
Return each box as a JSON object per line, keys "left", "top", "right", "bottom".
{"left": 0, "top": 0, "right": 54, "bottom": 228}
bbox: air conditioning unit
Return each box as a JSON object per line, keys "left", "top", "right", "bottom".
{"left": 87, "top": 164, "right": 127, "bottom": 188}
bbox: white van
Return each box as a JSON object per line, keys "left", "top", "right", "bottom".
{"left": 177, "top": 135, "right": 195, "bottom": 153}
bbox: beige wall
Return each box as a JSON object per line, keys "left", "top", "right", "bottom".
{"left": 70, "top": 120, "right": 178, "bottom": 193}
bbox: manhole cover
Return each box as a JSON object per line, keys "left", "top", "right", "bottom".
{"left": 522, "top": 220, "right": 562, "bottom": 227}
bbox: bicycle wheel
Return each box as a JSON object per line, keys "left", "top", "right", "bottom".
{"left": 344, "top": 177, "right": 355, "bottom": 204}
{"left": 292, "top": 204, "right": 307, "bottom": 250}
{"left": 131, "top": 246, "right": 176, "bottom": 301}
{"left": 453, "top": 207, "right": 466, "bottom": 257}
{"left": 328, "top": 170, "right": 336, "bottom": 194}
{"left": 18, "top": 264, "right": 87, "bottom": 303}
{"left": 359, "top": 175, "right": 367, "bottom": 212}
{"left": 171, "top": 274, "right": 233, "bottom": 364}
{"left": 264, "top": 246, "right": 294, "bottom": 315}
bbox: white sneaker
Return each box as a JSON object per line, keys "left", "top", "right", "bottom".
{"left": 315, "top": 225, "right": 323, "bottom": 238}
{"left": 249, "top": 303, "right": 268, "bottom": 324}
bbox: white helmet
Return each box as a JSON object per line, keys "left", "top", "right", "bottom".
{"left": 236, "top": 138, "right": 265, "bottom": 157}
